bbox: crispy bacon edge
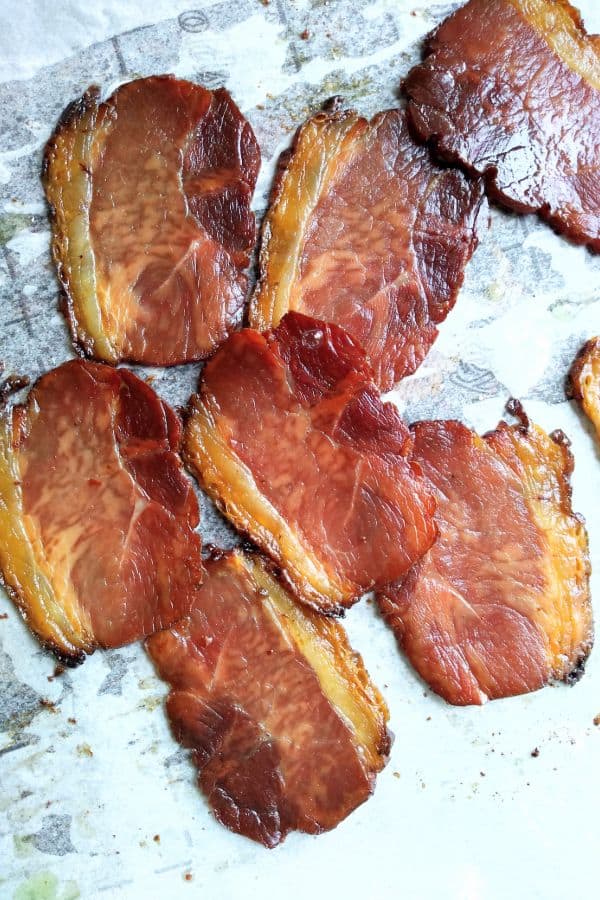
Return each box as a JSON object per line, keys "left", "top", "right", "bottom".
{"left": 377, "top": 403, "right": 593, "bottom": 704}
{"left": 0, "top": 363, "right": 202, "bottom": 666}
{"left": 567, "top": 337, "right": 600, "bottom": 439}
{"left": 249, "top": 104, "right": 364, "bottom": 333}
{"left": 183, "top": 316, "right": 437, "bottom": 615}
{"left": 405, "top": 0, "right": 600, "bottom": 251}
{"left": 42, "top": 78, "right": 260, "bottom": 365}
{"left": 145, "top": 548, "right": 391, "bottom": 847}
{"left": 183, "top": 384, "right": 358, "bottom": 616}
{"left": 42, "top": 87, "right": 114, "bottom": 362}
{"left": 485, "top": 403, "right": 593, "bottom": 685}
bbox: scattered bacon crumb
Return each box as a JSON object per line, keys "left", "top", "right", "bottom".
{"left": 299, "top": 29, "right": 310, "bottom": 40}
{"left": 184, "top": 872, "right": 193, "bottom": 882}
{"left": 0, "top": 612, "right": 8, "bottom": 619}
{"left": 593, "top": 714, "right": 600, "bottom": 726}
{"left": 153, "top": 834, "right": 160, "bottom": 843}
{"left": 531, "top": 748, "right": 540, "bottom": 758}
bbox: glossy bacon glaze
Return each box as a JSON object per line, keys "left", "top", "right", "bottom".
{"left": 0, "top": 360, "right": 203, "bottom": 663}
{"left": 405, "top": 0, "right": 600, "bottom": 250}
{"left": 377, "top": 413, "right": 592, "bottom": 705}
{"left": 250, "top": 105, "right": 483, "bottom": 390}
{"left": 568, "top": 337, "right": 600, "bottom": 437}
{"left": 184, "top": 312, "right": 437, "bottom": 613}
{"left": 43, "top": 76, "right": 260, "bottom": 364}
{"left": 146, "top": 550, "right": 390, "bottom": 847}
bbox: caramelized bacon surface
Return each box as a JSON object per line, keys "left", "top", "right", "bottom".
{"left": 250, "top": 106, "right": 483, "bottom": 390}
{"left": 43, "top": 76, "right": 260, "bottom": 364}
{"left": 377, "top": 413, "right": 592, "bottom": 705}
{"left": 405, "top": 0, "right": 600, "bottom": 250}
{"left": 569, "top": 337, "right": 600, "bottom": 437}
{"left": 0, "top": 360, "right": 203, "bottom": 663}
{"left": 146, "top": 550, "right": 390, "bottom": 847}
{"left": 184, "top": 312, "right": 436, "bottom": 613}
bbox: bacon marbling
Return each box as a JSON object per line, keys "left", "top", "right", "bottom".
{"left": 0, "top": 359, "right": 203, "bottom": 663}
{"left": 146, "top": 550, "right": 390, "bottom": 847}
{"left": 377, "top": 410, "right": 592, "bottom": 705}
{"left": 250, "top": 104, "right": 484, "bottom": 390}
{"left": 184, "top": 311, "right": 437, "bottom": 613}
{"left": 43, "top": 76, "right": 260, "bottom": 364}
{"left": 405, "top": 0, "right": 600, "bottom": 250}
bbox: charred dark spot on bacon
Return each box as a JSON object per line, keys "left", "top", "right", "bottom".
{"left": 250, "top": 104, "right": 484, "bottom": 390}
{"left": 184, "top": 311, "right": 437, "bottom": 614}
{"left": 0, "top": 359, "right": 203, "bottom": 662}
{"left": 42, "top": 75, "right": 261, "bottom": 366}
{"left": 0, "top": 374, "right": 30, "bottom": 405}
{"left": 146, "top": 550, "right": 390, "bottom": 847}
{"left": 505, "top": 397, "right": 529, "bottom": 431}
{"left": 377, "top": 413, "right": 592, "bottom": 705}
{"left": 405, "top": 0, "right": 600, "bottom": 251}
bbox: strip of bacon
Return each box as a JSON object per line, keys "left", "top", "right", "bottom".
{"left": 377, "top": 408, "right": 592, "bottom": 705}
{"left": 146, "top": 549, "right": 390, "bottom": 847}
{"left": 43, "top": 76, "right": 260, "bottom": 365}
{"left": 569, "top": 337, "right": 600, "bottom": 437}
{"left": 0, "top": 360, "right": 203, "bottom": 664}
{"left": 405, "top": 0, "right": 600, "bottom": 250}
{"left": 250, "top": 104, "right": 484, "bottom": 390}
{"left": 184, "top": 311, "right": 437, "bottom": 614}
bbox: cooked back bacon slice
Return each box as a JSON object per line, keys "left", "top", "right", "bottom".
{"left": 405, "top": 0, "right": 600, "bottom": 250}
{"left": 146, "top": 550, "right": 390, "bottom": 847}
{"left": 377, "top": 412, "right": 592, "bottom": 705}
{"left": 184, "top": 311, "right": 437, "bottom": 613}
{"left": 569, "top": 337, "right": 600, "bottom": 437}
{"left": 43, "top": 76, "right": 260, "bottom": 365}
{"left": 0, "top": 360, "right": 203, "bottom": 664}
{"left": 249, "top": 105, "right": 484, "bottom": 390}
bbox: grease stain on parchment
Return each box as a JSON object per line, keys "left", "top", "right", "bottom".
{"left": 0, "top": 213, "right": 33, "bottom": 246}
{"left": 13, "top": 871, "right": 79, "bottom": 900}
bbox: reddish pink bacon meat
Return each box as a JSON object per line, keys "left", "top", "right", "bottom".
{"left": 184, "top": 312, "right": 437, "bottom": 613}
{"left": 43, "top": 76, "right": 260, "bottom": 364}
{"left": 377, "top": 413, "right": 592, "bottom": 705}
{"left": 0, "top": 360, "right": 203, "bottom": 663}
{"left": 405, "top": 0, "right": 600, "bottom": 250}
{"left": 250, "top": 105, "right": 484, "bottom": 390}
{"left": 146, "top": 550, "right": 390, "bottom": 847}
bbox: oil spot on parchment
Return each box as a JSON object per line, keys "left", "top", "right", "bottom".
{"left": 13, "top": 869, "right": 80, "bottom": 900}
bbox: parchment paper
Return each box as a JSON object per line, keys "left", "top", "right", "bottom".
{"left": 1, "top": 2, "right": 600, "bottom": 898}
